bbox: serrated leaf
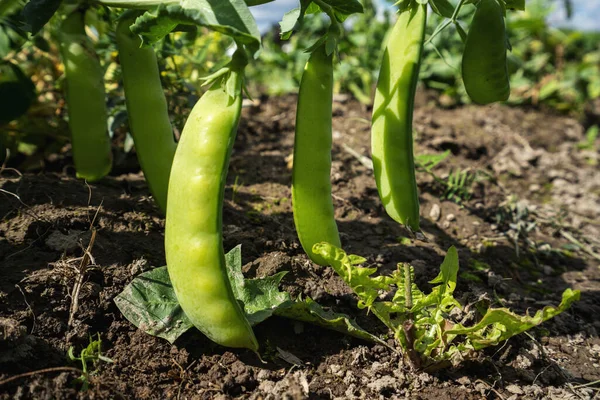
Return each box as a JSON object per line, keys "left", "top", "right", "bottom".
{"left": 225, "top": 245, "right": 291, "bottom": 325}
{"left": 22, "top": 0, "right": 62, "bottom": 34}
{"left": 131, "top": 0, "right": 260, "bottom": 55}
{"left": 313, "top": 242, "right": 391, "bottom": 309}
{"left": 446, "top": 289, "right": 581, "bottom": 350}
{"left": 274, "top": 297, "right": 386, "bottom": 345}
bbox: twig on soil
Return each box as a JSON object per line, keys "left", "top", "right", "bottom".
{"left": 474, "top": 379, "right": 505, "bottom": 400}
{"left": 68, "top": 229, "right": 97, "bottom": 327}
{"left": 172, "top": 358, "right": 198, "bottom": 400}
{"left": 342, "top": 143, "right": 373, "bottom": 170}
{"left": 0, "top": 367, "right": 83, "bottom": 387}
{"left": 15, "top": 284, "right": 36, "bottom": 335}
{"left": 85, "top": 180, "right": 93, "bottom": 207}
{"left": 68, "top": 203, "right": 102, "bottom": 327}
{"left": 0, "top": 167, "right": 50, "bottom": 225}
{"left": 560, "top": 230, "right": 600, "bottom": 262}
{"left": 572, "top": 379, "right": 600, "bottom": 390}
{"left": 532, "top": 363, "right": 554, "bottom": 386}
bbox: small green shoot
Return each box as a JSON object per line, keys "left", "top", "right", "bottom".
{"left": 415, "top": 150, "right": 451, "bottom": 172}
{"left": 577, "top": 125, "right": 599, "bottom": 151}
{"left": 313, "top": 242, "right": 580, "bottom": 369}
{"left": 443, "top": 168, "right": 476, "bottom": 203}
{"left": 231, "top": 175, "right": 243, "bottom": 203}
{"left": 67, "top": 334, "right": 114, "bottom": 391}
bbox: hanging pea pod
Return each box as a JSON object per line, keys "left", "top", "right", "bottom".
{"left": 462, "top": 0, "right": 510, "bottom": 105}
{"left": 59, "top": 9, "right": 112, "bottom": 181}
{"left": 116, "top": 11, "right": 176, "bottom": 213}
{"left": 292, "top": 43, "right": 341, "bottom": 265}
{"left": 371, "top": 3, "right": 427, "bottom": 231}
{"left": 165, "top": 50, "right": 258, "bottom": 351}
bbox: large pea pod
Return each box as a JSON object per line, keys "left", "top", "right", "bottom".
{"left": 292, "top": 44, "right": 341, "bottom": 265}
{"left": 371, "top": 4, "right": 426, "bottom": 231}
{"left": 165, "top": 71, "right": 258, "bottom": 351}
{"left": 462, "top": 0, "right": 510, "bottom": 105}
{"left": 116, "top": 11, "right": 176, "bottom": 213}
{"left": 59, "top": 9, "right": 112, "bottom": 181}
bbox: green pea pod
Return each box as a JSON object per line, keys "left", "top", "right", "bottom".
{"left": 165, "top": 65, "right": 257, "bottom": 351}
{"left": 371, "top": 4, "right": 427, "bottom": 231}
{"left": 116, "top": 11, "right": 176, "bottom": 213}
{"left": 292, "top": 44, "right": 341, "bottom": 266}
{"left": 59, "top": 10, "right": 112, "bottom": 181}
{"left": 462, "top": 0, "right": 510, "bottom": 105}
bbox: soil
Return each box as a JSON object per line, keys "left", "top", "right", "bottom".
{"left": 1, "top": 92, "right": 599, "bottom": 399}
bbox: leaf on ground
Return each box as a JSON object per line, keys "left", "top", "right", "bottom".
{"left": 116, "top": 245, "right": 377, "bottom": 345}
{"left": 312, "top": 242, "right": 391, "bottom": 309}
{"left": 445, "top": 288, "right": 581, "bottom": 350}
{"left": 114, "top": 266, "right": 192, "bottom": 344}
{"left": 274, "top": 297, "right": 386, "bottom": 345}
{"left": 225, "top": 245, "right": 291, "bottom": 325}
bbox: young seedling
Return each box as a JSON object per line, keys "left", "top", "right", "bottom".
{"left": 67, "top": 334, "right": 113, "bottom": 390}
{"left": 314, "top": 242, "right": 580, "bottom": 369}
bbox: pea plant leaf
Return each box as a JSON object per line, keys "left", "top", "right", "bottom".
{"left": 131, "top": 0, "right": 261, "bottom": 56}
{"left": 0, "top": 63, "right": 36, "bottom": 124}
{"left": 22, "top": 0, "right": 62, "bottom": 34}
{"left": 115, "top": 245, "right": 380, "bottom": 345}
{"left": 429, "top": 0, "right": 454, "bottom": 18}
{"left": 279, "top": 0, "right": 363, "bottom": 40}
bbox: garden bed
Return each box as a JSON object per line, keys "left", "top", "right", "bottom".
{"left": 1, "top": 93, "right": 599, "bottom": 399}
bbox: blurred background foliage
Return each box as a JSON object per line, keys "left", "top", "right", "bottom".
{"left": 1, "top": 0, "right": 598, "bottom": 169}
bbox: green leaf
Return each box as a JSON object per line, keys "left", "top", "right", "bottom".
{"left": 504, "top": 0, "right": 525, "bottom": 11}
{"left": 429, "top": 0, "right": 454, "bottom": 18}
{"left": 319, "top": 0, "right": 363, "bottom": 16}
{"left": 446, "top": 289, "right": 581, "bottom": 350}
{"left": 313, "top": 242, "right": 392, "bottom": 309}
{"left": 411, "top": 246, "right": 461, "bottom": 313}
{"left": 22, "top": 0, "right": 62, "bottom": 34}
{"left": 0, "top": 62, "right": 36, "bottom": 124}
{"left": 415, "top": 150, "right": 450, "bottom": 172}
{"left": 274, "top": 296, "right": 386, "bottom": 345}
{"left": 114, "top": 266, "right": 193, "bottom": 344}
{"left": 279, "top": 7, "right": 301, "bottom": 40}
{"left": 116, "top": 245, "right": 380, "bottom": 345}
{"left": 131, "top": 0, "right": 260, "bottom": 56}
{"left": 225, "top": 245, "right": 291, "bottom": 325}
{"left": 115, "top": 246, "right": 291, "bottom": 343}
